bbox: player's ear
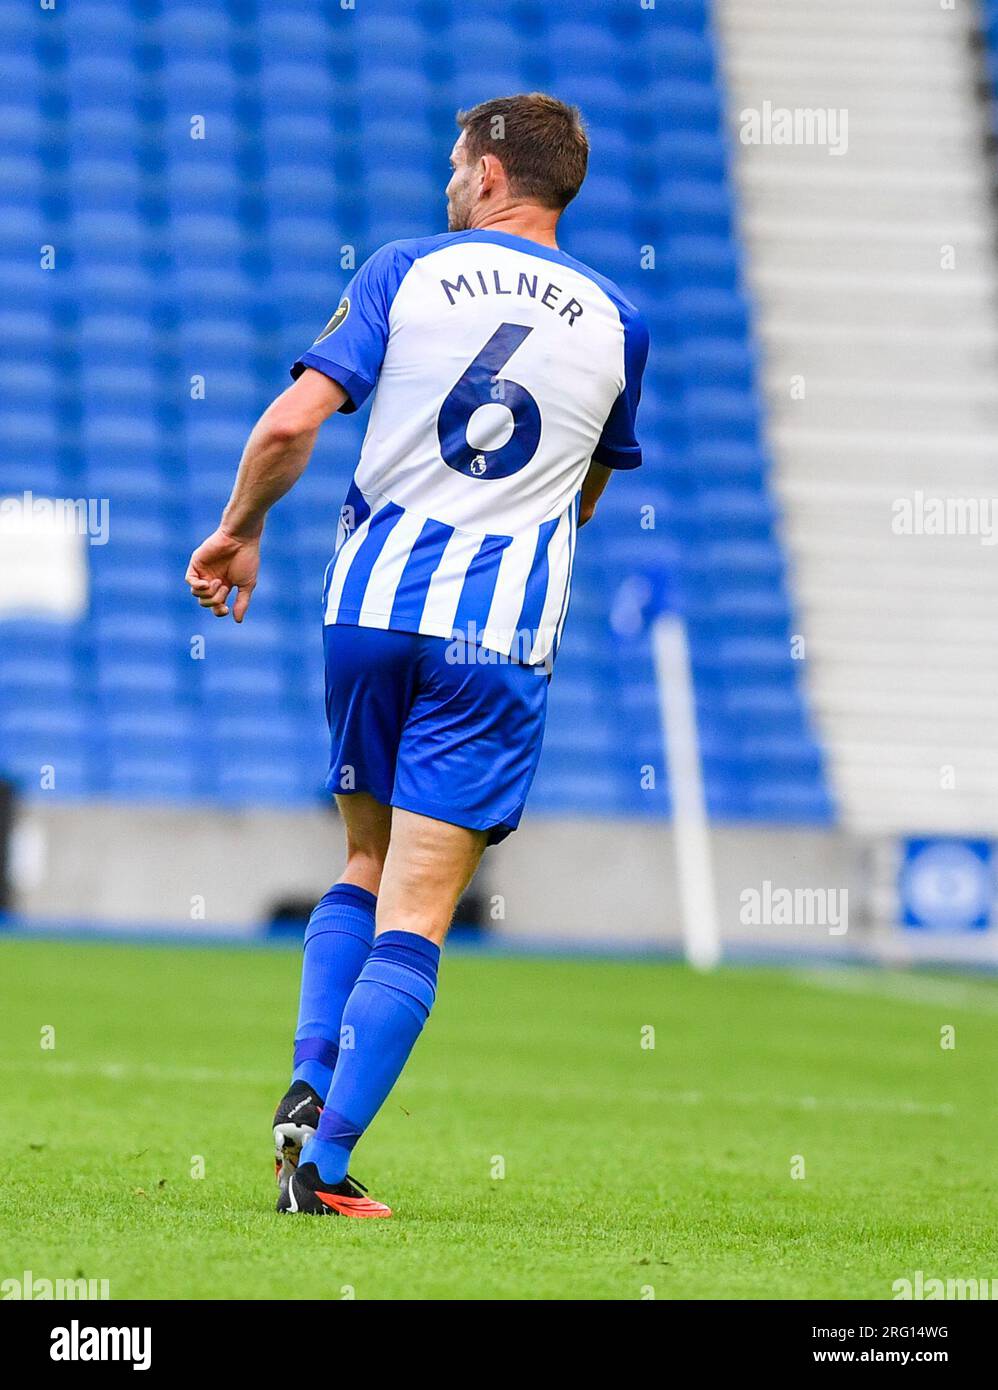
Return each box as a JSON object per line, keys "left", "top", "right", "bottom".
{"left": 478, "top": 152, "right": 503, "bottom": 199}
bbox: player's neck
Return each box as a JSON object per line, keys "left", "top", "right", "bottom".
{"left": 469, "top": 203, "right": 560, "bottom": 249}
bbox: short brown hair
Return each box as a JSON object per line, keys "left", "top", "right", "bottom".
{"left": 456, "top": 93, "right": 589, "bottom": 211}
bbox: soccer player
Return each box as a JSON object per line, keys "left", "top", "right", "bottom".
{"left": 186, "top": 94, "right": 648, "bottom": 1218}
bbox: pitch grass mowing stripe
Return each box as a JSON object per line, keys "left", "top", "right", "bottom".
{"left": 1, "top": 939, "right": 995, "bottom": 1300}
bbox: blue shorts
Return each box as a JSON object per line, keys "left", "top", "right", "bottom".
{"left": 323, "top": 625, "right": 548, "bottom": 844}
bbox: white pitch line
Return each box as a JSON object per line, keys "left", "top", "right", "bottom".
{"left": 794, "top": 969, "right": 998, "bottom": 1015}
{"left": 403, "top": 1072, "right": 958, "bottom": 1118}
{"left": 0, "top": 1059, "right": 270, "bottom": 1086}
{"left": 0, "top": 1059, "right": 959, "bottom": 1118}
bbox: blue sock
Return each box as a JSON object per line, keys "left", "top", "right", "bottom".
{"left": 300, "top": 930, "right": 440, "bottom": 1185}
{"left": 291, "top": 883, "right": 376, "bottom": 1098}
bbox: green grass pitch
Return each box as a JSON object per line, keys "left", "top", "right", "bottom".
{"left": 1, "top": 937, "right": 995, "bottom": 1300}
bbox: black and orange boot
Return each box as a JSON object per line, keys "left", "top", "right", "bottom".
{"left": 276, "top": 1162, "right": 392, "bottom": 1218}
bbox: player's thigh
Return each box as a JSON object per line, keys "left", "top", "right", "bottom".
{"left": 376, "top": 808, "right": 487, "bottom": 945}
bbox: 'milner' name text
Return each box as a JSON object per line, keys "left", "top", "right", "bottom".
{"left": 440, "top": 270, "right": 583, "bottom": 325}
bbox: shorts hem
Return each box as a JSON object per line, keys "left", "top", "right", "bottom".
{"left": 324, "top": 774, "right": 394, "bottom": 805}
{"left": 324, "top": 781, "right": 521, "bottom": 844}
{"left": 389, "top": 791, "right": 523, "bottom": 845}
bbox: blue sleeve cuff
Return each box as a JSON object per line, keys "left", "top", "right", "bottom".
{"left": 593, "top": 442, "right": 643, "bottom": 470}
{"left": 290, "top": 353, "right": 376, "bottom": 414}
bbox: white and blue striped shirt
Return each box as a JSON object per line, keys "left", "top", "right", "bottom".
{"left": 294, "top": 230, "right": 648, "bottom": 668}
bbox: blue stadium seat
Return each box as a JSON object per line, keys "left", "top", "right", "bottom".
{"left": 172, "top": 264, "right": 257, "bottom": 315}
{"left": 255, "top": 10, "right": 340, "bottom": 61}
{"left": 73, "top": 269, "right": 157, "bottom": 323}
{"left": 260, "top": 113, "right": 342, "bottom": 167}
{"left": 663, "top": 179, "right": 733, "bottom": 236}
{"left": 581, "top": 174, "right": 639, "bottom": 220}
{"left": 0, "top": 54, "right": 47, "bottom": 100}
{"left": 78, "top": 363, "right": 159, "bottom": 412}
{"left": 164, "top": 161, "right": 242, "bottom": 218}
{"left": 263, "top": 163, "right": 339, "bottom": 221}
{"left": 547, "top": 18, "right": 628, "bottom": 67}
{"left": 358, "top": 120, "right": 437, "bottom": 173}
{"left": 0, "top": 409, "right": 60, "bottom": 454}
{"left": 176, "top": 314, "right": 257, "bottom": 366}
{"left": 267, "top": 216, "right": 339, "bottom": 268}
{"left": 217, "top": 761, "right": 317, "bottom": 805}
{"left": 549, "top": 76, "right": 633, "bottom": 128}
{"left": 66, "top": 1, "right": 141, "bottom": 50}
{"left": 669, "top": 235, "right": 742, "bottom": 290}
{"left": 156, "top": 6, "right": 240, "bottom": 57}
{"left": 686, "top": 387, "right": 761, "bottom": 443}
{"left": 750, "top": 782, "right": 834, "bottom": 824}
{"left": 182, "top": 418, "right": 251, "bottom": 468}
{"left": 168, "top": 214, "right": 247, "bottom": 266}
{"left": 364, "top": 167, "right": 441, "bottom": 225}
{"left": 161, "top": 59, "right": 241, "bottom": 112}
{"left": 98, "top": 659, "right": 182, "bottom": 705}
{"left": 0, "top": 3, "right": 43, "bottom": 49}
{"left": 355, "top": 12, "right": 427, "bottom": 54}
{"left": 354, "top": 67, "right": 435, "bottom": 112}
{"left": 160, "top": 110, "right": 245, "bottom": 162}
{"left": 108, "top": 757, "right": 202, "bottom": 801}
{"left": 271, "top": 268, "right": 343, "bottom": 323}
{"left": 70, "top": 211, "right": 152, "bottom": 265}
{"left": 645, "top": 26, "right": 715, "bottom": 81}
{"left": 562, "top": 229, "right": 639, "bottom": 278}
{"left": 80, "top": 409, "right": 162, "bottom": 464}
{"left": 0, "top": 156, "right": 45, "bottom": 201}
{"left": 1, "top": 361, "right": 58, "bottom": 409}
{"left": 649, "top": 79, "right": 723, "bottom": 133}
{"left": 0, "top": 654, "right": 79, "bottom": 702}
{"left": 0, "top": 309, "right": 56, "bottom": 363}
{"left": 657, "top": 130, "right": 728, "bottom": 180}
{"left": 94, "top": 609, "right": 183, "bottom": 653}
{"left": 106, "top": 708, "right": 198, "bottom": 749}
{"left": 0, "top": 102, "right": 48, "bottom": 156}
{"left": 683, "top": 340, "right": 757, "bottom": 391}
{"left": 68, "top": 161, "right": 146, "bottom": 218}
{"left": 671, "top": 287, "right": 750, "bottom": 337}
{"left": 257, "top": 60, "right": 335, "bottom": 111}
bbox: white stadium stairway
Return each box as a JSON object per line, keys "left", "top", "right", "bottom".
{"left": 714, "top": 0, "right": 998, "bottom": 833}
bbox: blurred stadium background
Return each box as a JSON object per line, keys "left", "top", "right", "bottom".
{"left": 1, "top": 0, "right": 997, "bottom": 970}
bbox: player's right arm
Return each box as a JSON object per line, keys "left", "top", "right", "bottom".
{"left": 185, "top": 369, "right": 346, "bottom": 620}
{"left": 186, "top": 243, "right": 401, "bottom": 620}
